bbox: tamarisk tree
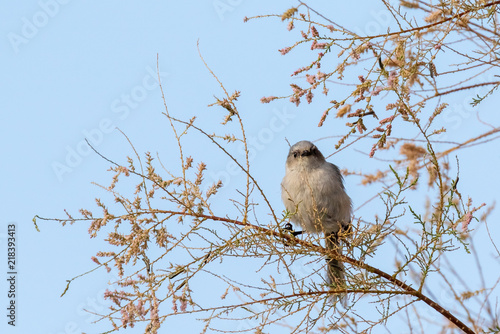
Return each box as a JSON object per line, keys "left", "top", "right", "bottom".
{"left": 36, "top": 1, "right": 500, "bottom": 333}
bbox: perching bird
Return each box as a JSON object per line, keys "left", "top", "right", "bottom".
{"left": 281, "top": 140, "right": 352, "bottom": 296}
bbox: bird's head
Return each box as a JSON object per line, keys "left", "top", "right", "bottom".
{"left": 286, "top": 140, "right": 326, "bottom": 169}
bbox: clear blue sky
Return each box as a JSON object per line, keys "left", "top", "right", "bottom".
{"left": 1, "top": 1, "right": 499, "bottom": 333}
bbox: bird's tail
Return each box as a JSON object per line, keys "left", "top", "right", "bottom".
{"left": 325, "top": 232, "right": 347, "bottom": 303}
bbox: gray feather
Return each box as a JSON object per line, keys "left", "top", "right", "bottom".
{"left": 281, "top": 141, "right": 352, "bottom": 302}
{"left": 325, "top": 233, "right": 345, "bottom": 287}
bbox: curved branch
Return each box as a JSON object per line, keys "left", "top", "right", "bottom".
{"left": 81, "top": 208, "right": 474, "bottom": 334}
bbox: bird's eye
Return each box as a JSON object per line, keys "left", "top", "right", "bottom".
{"left": 293, "top": 152, "right": 298, "bottom": 158}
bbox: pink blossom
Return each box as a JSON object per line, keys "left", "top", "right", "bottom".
{"left": 287, "top": 21, "right": 294, "bottom": 31}
{"left": 180, "top": 299, "right": 187, "bottom": 312}
{"left": 317, "top": 71, "right": 327, "bottom": 80}
{"left": 118, "top": 166, "right": 130, "bottom": 176}
{"left": 104, "top": 289, "right": 112, "bottom": 298}
{"left": 290, "top": 95, "right": 300, "bottom": 106}
{"left": 354, "top": 95, "right": 365, "bottom": 103}
{"left": 301, "top": 31, "right": 308, "bottom": 39}
{"left": 151, "top": 299, "right": 159, "bottom": 321}
{"left": 306, "top": 74, "right": 316, "bottom": 84}
{"left": 318, "top": 109, "right": 328, "bottom": 127}
{"left": 462, "top": 212, "right": 472, "bottom": 231}
{"left": 260, "top": 96, "right": 277, "bottom": 103}
{"left": 121, "top": 308, "right": 129, "bottom": 327}
{"left": 387, "top": 70, "right": 397, "bottom": 87}
{"left": 136, "top": 300, "right": 146, "bottom": 317}
{"left": 311, "top": 26, "right": 319, "bottom": 37}
{"left": 311, "top": 40, "right": 327, "bottom": 50}
{"left": 371, "top": 86, "right": 383, "bottom": 96}
{"left": 172, "top": 300, "right": 178, "bottom": 313}
{"left": 356, "top": 121, "right": 364, "bottom": 134}
{"left": 434, "top": 43, "right": 442, "bottom": 50}
{"left": 358, "top": 75, "right": 365, "bottom": 83}
{"left": 104, "top": 289, "right": 120, "bottom": 306}
{"left": 379, "top": 115, "right": 395, "bottom": 124}
{"left": 292, "top": 67, "right": 307, "bottom": 76}
{"left": 347, "top": 109, "right": 363, "bottom": 117}
{"left": 326, "top": 25, "right": 335, "bottom": 32}
{"left": 243, "top": 16, "right": 248, "bottom": 23}
{"left": 290, "top": 83, "right": 303, "bottom": 94}
{"left": 279, "top": 47, "right": 291, "bottom": 55}
{"left": 306, "top": 91, "right": 313, "bottom": 103}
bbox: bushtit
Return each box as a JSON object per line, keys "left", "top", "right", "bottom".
{"left": 281, "top": 140, "right": 352, "bottom": 295}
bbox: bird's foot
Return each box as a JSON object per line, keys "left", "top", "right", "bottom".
{"left": 283, "top": 223, "right": 303, "bottom": 236}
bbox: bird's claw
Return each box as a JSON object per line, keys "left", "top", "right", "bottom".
{"left": 283, "top": 223, "right": 303, "bottom": 236}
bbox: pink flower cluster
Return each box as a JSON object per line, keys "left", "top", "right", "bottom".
{"left": 387, "top": 70, "right": 398, "bottom": 87}
{"left": 318, "top": 109, "right": 329, "bottom": 127}
{"left": 371, "top": 86, "right": 384, "bottom": 96}
{"left": 306, "top": 91, "right": 314, "bottom": 103}
{"left": 279, "top": 47, "right": 292, "bottom": 55}
{"left": 311, "top": 26, "right": 319, "bottom": 37}
{"left": 260, "top": 96, "right": 277, "bottom": 103}
{"left": 311, "top": 40, "right": 327, "bottom": 50}
{"left": 317, "top": 71, "right": 327, "bottom": 80}
{"left": 380, "top": 115, "right": 396, "bottom": 124}
{"left": 461, "top": 212, "right": 472, "bottom": 231}
{"left": 306, "top": 74, "right": 316, "bottom": 84}
{"left": 292, "top": 66, "right": 308, "bottom": 76}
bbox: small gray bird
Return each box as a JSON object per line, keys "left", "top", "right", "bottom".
{"left": 281, "top": 140, "right": 352, "bottom": 294}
